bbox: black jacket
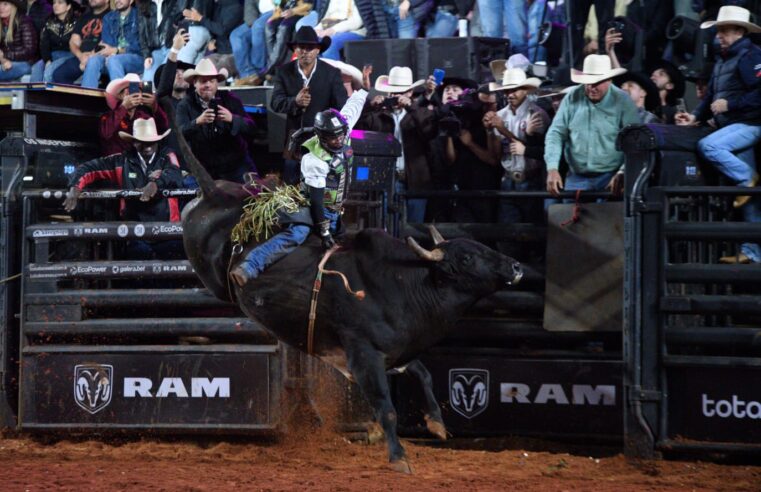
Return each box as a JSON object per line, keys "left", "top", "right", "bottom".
{"left": 197, "top": 0, "right": 242, "bottom": 55}
{"left": 176, "top": 89, "right": 256, "bottom": 178}
{"left": 271, "top": 59, "right": 347, "bottom": 148}
{"left": 68, "top": 147, "right": 184, "bottom": 222}
{"left": 138, "top": 0, "right": 184, "bottom": 57}
{"left": 39, "top": 14, "right": 77, "bottom": 62}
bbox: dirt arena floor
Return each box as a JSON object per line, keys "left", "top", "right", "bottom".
{"left": 1, "top": 429, "right": 759, "bottom": 491}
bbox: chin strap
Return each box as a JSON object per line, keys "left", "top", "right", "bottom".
{"left": 307, "top": 245, "right": 365, "bottom": 355}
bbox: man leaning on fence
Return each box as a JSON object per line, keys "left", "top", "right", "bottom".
{"left": 675, "top": 6, "right": 761, "bottom": 265}
{"left": 544, "top": 54, "right": 639, "bottom": 200}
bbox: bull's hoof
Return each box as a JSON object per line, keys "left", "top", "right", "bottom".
{"left": 229, "top": 267, "right": 249, "bottom": 288}
{"left": 424, "top": 414, "right": 448, "bottom": 440}
{"left": 389, "top": 458, "right": 413, "bottom": 474}
{"left": 367, "top": 421, "right": 384, "bottom": 444}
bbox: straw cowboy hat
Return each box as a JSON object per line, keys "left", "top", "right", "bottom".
{"left": 118, "top": 117, "right": 171, "bottom": 143}
{"left": 571, "top": 54, "right": 627, "bottom": 85}
{"left": 183, "top": 58, "right": 229, "bottom": 83}
{"left": 701, "top": 6, "right": 761, "bottom": 33}
{"left": 105, "top": 73, "right": 141, "bottom": 110}
{"left": 321, "top": 58, "right": 363, "bottom": 87}
{"left": 374, "top": 66, "right": 425, "bottom": 93}
{"left": 489, "top": 68, "right": 542, "bottom": 92}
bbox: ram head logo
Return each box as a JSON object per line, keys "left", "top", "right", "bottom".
{"left": 74, "top": 364, "right": 113, "bottom": 414}
{"left": 449, "top": 368, "right": 489, "bottom": 419}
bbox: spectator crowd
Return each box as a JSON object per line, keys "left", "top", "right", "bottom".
{"left": 51, "top": 0, "right": 761, "bottom": 264}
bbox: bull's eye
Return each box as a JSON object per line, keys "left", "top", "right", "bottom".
{"left": 460, "top": 254, "right": 473, "bottom": 265}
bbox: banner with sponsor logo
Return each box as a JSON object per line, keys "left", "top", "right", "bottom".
{"left": 667, "top": 366, "right": 761, "bottom": 443}
{"left": 394, "top": 356, "right": 623, "bottom": 438}
{"left": 21, "top": 350, "right": 279, "bottom": 429}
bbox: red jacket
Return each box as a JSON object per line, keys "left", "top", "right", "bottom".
{"left": 1, "top": 15, "right": 39, "bottom": 63}
{"left": 98, "top": 102, "right": 170, "bottom": 157}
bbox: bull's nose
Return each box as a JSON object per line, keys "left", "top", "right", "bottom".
{"left": 508, "top": 262, "right": 523, "bottom": 285}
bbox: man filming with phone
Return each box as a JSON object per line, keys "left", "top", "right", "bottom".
{"left": 99, "top": 73, "right": 169, "bottom": 156}
{"left": 176, "top": 57, "right": 256, "bottom": 183}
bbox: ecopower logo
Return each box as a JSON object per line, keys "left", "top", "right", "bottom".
{"left": 702, "top": 394, "right": 761, "bottom": 420}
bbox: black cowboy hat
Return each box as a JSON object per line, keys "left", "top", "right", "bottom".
{"left": 288, "top": 26, "right": 332, "bottom": 53}
{"left": 153, "top": 60, "right": 196, "bottom": 85}
{"left": 435, "top": 76, "right": 479, "bottom": 98}
{"left": 648, "top": 59, "right": 685, "bottom": 103}
{"left": 613, "top": 71, "right": 660, "bottom": 113}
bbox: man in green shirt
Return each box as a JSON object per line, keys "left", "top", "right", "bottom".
{"left": 545, "top": 54, "right": 640, "bottom": 198}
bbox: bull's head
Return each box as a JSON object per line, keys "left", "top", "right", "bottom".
{"left": 406, "top": 225, "right": 523, "bottom": 290}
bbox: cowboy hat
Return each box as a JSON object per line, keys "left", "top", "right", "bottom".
{"left": 613, "top": 71, "right": 660, "bottom": 112}
{"left": 700, "top": 6, "right": 761, "bottom": 33}
{"left": 152, "top": 60, "right": 195, "bottom": 85}
{"left": 489, "top": 54, "right": 531, "bottom": 82}
{"left": 321, "top": 58, "right": 363, "bottom": 87}
{"left": 105, "top": 73, "right": 141, "bottom": 110}
{"left": 571, "top": 54, "right": 627, "bottom": 85}
{"left": 488, "top": 68, "right": 542, "bottom": 92}
{"left": 118, "top": 117, "right": 171, "bottom": 143}
{"left": 435, "top": 76, "right": 478, "bottom": 98}
{"left": 648, "top": 59, "right": 685, "bottom": 102}
{"left": 287, "top": 26, "right": 332, "bottom": 53}
{"left": 183, "top": 58, "right": 228, "bottom": 83}
{"left": 374, "top": 66, "right": 425, "bottom": 93}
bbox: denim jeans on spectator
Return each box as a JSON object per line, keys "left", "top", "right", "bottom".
{"left": 143, "top": 47, "right": 169, "bottom": 83}
{"left": 526, "top": 0, "right": 547, "bottom": 62}
{"left": 106, "top": 53, "right": 144, "bottom": 81}
{"left": 237, "top": 209, "right": 339, "bottom": 280}
{"left": 396, "top": 180, "right": 427, "bottom": 223}
{"left": 425, "top": 10, "right": 458, "bottom": 37}
{"left": 81, "top": 54, "right": 108, "bottom": 88}
{"left": 178, "top": 25, "right": 212, "bottom": 65}
{"left": 322, "top": 32, "right": 364, "bottom": 60}
{"left": 476, "top": 0, "right": 510, "bottom": 38}
{"left": 295, "top": 10, "right": 319, "bottom": 30}
{"left": 231, "top": 23, "right": 255, "bottom": 77}
{"left": 41, "top": 51, "right": 75, "bottom": 82}
{"left": 0, "top": 61, "right": 32, "bottom": 81}
{"left": 384, "top": 4, "right": 419, "bottom": 38}
{"left": 697, "top": 122, "right": 761, "bottom": 186}
{"left": 52, "top": 56, "right": 83, "bottom": 84}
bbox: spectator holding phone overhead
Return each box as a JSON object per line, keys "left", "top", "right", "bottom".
{"left": 99, "top": 72, "right": 170, "bottom": 157}
{"left": 52, "top": 0, "right": 109, "bottom": 86}
{"left": 0, "top": 0, "right": 39, "bottom": 82}
{"left": 176, "top": 58, "right": 256, "bottom": 183}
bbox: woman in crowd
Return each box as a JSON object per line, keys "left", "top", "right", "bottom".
{"left": 36, "top": 0, "right": 77, "bottom": 82}
{"left": 0, "top": 0, "right": 38, "bottom": 81}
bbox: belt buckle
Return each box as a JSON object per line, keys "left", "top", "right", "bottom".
{"left": 511, "top": 170, "right": 525, "bottom": 183}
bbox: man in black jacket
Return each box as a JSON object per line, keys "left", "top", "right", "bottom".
{"left": 270, "top": 26, "right": 347, "bottom": 184}
{"left": 176, "top": 58, "right": 256, "bottom": 183}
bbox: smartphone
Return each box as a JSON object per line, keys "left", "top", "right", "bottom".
{"left": 676, "top": 98, "right": 687, "bottom": 114}
{"left": 208, "top": 99, "right": 219, "bottom": 113}
{"left": 128, "top": 81, "right": 140, "bottom": 94}
{"left": 433, "top": 68, "right": 445, "bottom": 86}
{"left": 141, "top": 81, "right": 153, "bottom": 94}
{"left": 382, "top": 96, "right": 399, "bottom": 109}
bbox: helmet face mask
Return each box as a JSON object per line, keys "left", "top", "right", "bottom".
{"left": 314, "top": 109, "right": 348, "bottom": 154}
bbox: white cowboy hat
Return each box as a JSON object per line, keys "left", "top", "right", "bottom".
{"left": 105, "top": 73, "right": 141, "bottom": 110}
{"left": 183, "top": 58, "right": 229, "bottom": 83}
{"left": 488, "top": 68, "right": 542, "bottom": 92}
{"left": 700, "top": 6, "right": 761, "bottom": 33}
{"left": 374, "top": 66, "right": 425, "bottom": 93}
{"left": 321, "top": 58, "right": 363, "bottom": 87}
{"left": 118, "top": 117, "right": 171, "bottom": 143}
{"left": 571, "top": 54, "right": 627, "bottom": 84}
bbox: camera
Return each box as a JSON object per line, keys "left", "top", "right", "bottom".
{"left": 140, "top": 81, "right": 153, "bottom": 94}
{"left": 381, "top": 96, "right": 399, "bottom": 109}
{"left": 607, "top": 19, "right": 625, "bottom": 33}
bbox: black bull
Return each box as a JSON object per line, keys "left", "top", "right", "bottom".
{"left": 169, "top": 99, "right": 523, "bottom": 472}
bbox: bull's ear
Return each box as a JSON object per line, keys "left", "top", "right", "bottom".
{"left": 428, "top": 225, "right": 445, "bottom": 245}
{"left": 406, "top": 237, "right": 444, "bottom": 261}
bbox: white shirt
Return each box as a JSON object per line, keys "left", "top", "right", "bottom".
{"left": 259, "top": 0, "right": 274, "bottom": 13}
{"left": 320, "top": 0, "right": 366, "bottom": 36}
{"left": 154, "top": 0, "right": 164, "bottom": 30}
{"left": 301, "top": 89, "right": 368, "bottom": 188}
{"left": 297, "top": 61, "right": 318, "bottom": 87}
{"left": 137, "top": 151, "right": 157, "bottom": 175}
{"left": 391, "top": 108, "right": 406, "bottom": 173}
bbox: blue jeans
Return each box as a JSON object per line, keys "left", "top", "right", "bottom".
{"left": 231, "top": 22, "right": 255, "bottom": 77}
{"left": 544, "top": 170, "right": 616, "bottom": 208}
{"left": 322, "top": 32, "right": 365, "bottom": 60}
{"left": 250, "top": 11, "right": 273, "bottom": 74}
{"left": 238, "top": 209, "right": 339, "bottom": 279}
{"left": 384, "top": 4, "right": 419, "bottom": 38}
{"left": 476, "top": 0, "right": 511, "bottom": 38}
{"left": 143, "top": 47, "right": 169, "bottom": 83}
{"left": 82, "top": 54, "right": 108, "bottom": 88}
{"left": 40, "top": 51, "right": 75, "bottom": 82}
{"left": 296, "top": 11, "right": 319, "bottom": 30}
{"left": 178, "top": 25, "right": 212, "bottom": 65}
{"left": 697, "top": 122, "right": 761, "bottom": 186}
{"left": 498, "top": 174, "right": 542, "bottom": 223}
{"left": 425, "top": 10, "right": 459, "bottom": 38}
{"left": 396, "top": 180, "right": 427, "bottom": 223}
{"left": 0, "top": 60, "right": 32, "bottom": 81}
{"left": 106, "top": 53, "right": 144, "bottom": 81}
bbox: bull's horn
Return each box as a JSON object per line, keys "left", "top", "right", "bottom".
{"left": 406, "top": 237, "right": 444, "bottom": 262}
{"left": 428, "top": 225, "right": 445, "bottom": 245}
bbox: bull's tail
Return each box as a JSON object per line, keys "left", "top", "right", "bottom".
{"left": 159, "top": 95, "right": 217, "bottom": 199}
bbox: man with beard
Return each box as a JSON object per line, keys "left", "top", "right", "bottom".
{"left": 271, "top": 26, "right": 347, "bottom": 184}
{"left": 88, "top": 0, "right": 142, "bottom": 85}
{"left": 545, "top": 54, "right": 639, "bottom": 199}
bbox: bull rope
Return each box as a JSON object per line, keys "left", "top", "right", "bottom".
{"left": 307, "top": 246, "right": 365, "bottom": 355}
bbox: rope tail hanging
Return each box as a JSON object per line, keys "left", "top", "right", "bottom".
{"left": 561, "top": 189, "right": 583, "bottom": 227}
